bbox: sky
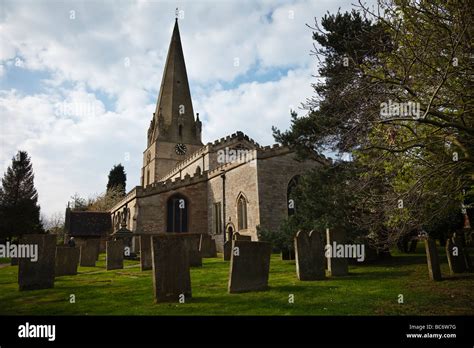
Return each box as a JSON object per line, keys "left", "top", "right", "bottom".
{"left": 0, "top": 0, "right": 375, "bottom": 218}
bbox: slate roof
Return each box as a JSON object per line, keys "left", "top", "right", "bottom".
{"left": 65, "top": 209, "right": 112, "bottom": 237}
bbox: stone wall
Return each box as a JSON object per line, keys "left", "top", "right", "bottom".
{"left": 136, "top": 180, "right": 208, "bottom": 235}
{"left": 257, "top": 151, "right": 320, "bottom": 234}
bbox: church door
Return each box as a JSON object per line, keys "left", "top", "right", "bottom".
{"left": 166, "top": 195, "right": 188, "bottom": 233}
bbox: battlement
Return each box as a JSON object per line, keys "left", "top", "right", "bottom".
{"left": 141, "top": 170, "right": 208, "bottom": 197}
{"left": 211, "top": 131, "right": 260, "bottom": 148}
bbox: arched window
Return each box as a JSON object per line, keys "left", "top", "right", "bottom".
{"left": 237, "top": 193, "right": 248, "bottom": 230}
{"left": 287, "top": 175, "right": 300, "bottom": 216}
{"left": 178, "top": 125, "right": 183, "bottom": 137}
{"left": 195, "top": 166, "right": 202, "bottom": 175}
{"left": 166, "top": 194, "right": 188, "bottom": 233}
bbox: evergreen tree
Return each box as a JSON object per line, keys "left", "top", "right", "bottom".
{"left": 0, "top": 151, "right": 43, "bottom": 241}
{"left": 106, "top": 164, "right": 126, "bottom": 196}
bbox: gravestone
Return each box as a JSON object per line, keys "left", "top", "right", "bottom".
{"left": 228, "top": 240, "right": 272, "bottom": 293}
{"left": 106, "top": 240, "right": 124, "bottom": 270}
{"left": 18, "top": 234, "right": 56, "bottom": 291}
{"left": 151, "top": 234, "right": 191, "bottom": 302}
{"left": 326, "top": 228, "right": 348, "bottom": 276}
{"left": 464, "top": 248, "right": 473, "bottom": 272}
{"left": 424, "top": 238, "right": 442, "bottom": 281}
{"left": 224, "top": 240, "right": 232, "bottom": 261}
{"left": 408, "top": 239, "right": 418, "bottom": 253}
{"left": 80, "top": 239, "right": 97, "bottom": 267}
{"left": 281, "top": 248, "right": 295, "bottom": 260}
{"left": 199, "top": 234, "right": 217, "bottom": 258}
{"left": 184, "top": 234, "right": 202, "bottom": 267}
{"left": 446, "top": 238, "right": 466, "bottom": 274}
{"left": 139, "top": 235, "right": 152, "bottom": 271}
{"left": 90, "top": 238, "right": 101, "bottom": 261}
{"left": 453, "top": 233, "right": 473, "bottom": 272}
{"left": 294, "top": 230, "right": 326, "bottom": 280}
{"left": 55, "top": 246, "right": 80, "bottom": 276}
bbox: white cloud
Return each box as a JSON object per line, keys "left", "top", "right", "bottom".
{"left": 0, "top": 0, "right": 373, "bottom": 217}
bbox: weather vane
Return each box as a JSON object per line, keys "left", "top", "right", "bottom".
{"left": 175, "top": 7, "right": 179, "bottom": 20}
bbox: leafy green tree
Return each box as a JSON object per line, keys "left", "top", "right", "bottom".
{"left": 0, "top": 151, "right": 43, "bottom": 241}
{"left": 273, "top": 2, "right": 472, "bottom": 248}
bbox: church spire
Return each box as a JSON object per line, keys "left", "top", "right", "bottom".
{"left": 149, "top": 17, "right": 201, "bottom": 146}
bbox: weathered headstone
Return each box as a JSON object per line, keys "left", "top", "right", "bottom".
{"left": 408, "top": 239, "right": 418, "bottom": 253}
{"left": 294, "top": 230, "right": 326, "bottom": 280}
{"left": 151, "top": 234, "right": 191, "bottom": 302}
{"left": 424, "top": 238, "right": 442, "bottom": 281}
{"left": 453, "top": 233, "right": 474, "bottom": 273}
{"left": 326, "top": 228, "right": 348, "bottom": 276}
{"left": 106, "top": 240, "right": 124, "bottom": 270}
{"left": 224, "top": 240, "right": 232, "bottom": 261}
{"left": 446, "top": 238, "right": 466, "bottom": 274}
{"left": 18, "top": 234, "right": 56, "bottom": 291}
{"left": 80, "top": 239, "right": 97, "bottom": 267}
{"left": 55, "top": 246, "right": 79, "bottom": 276}
{"left": 91, "top": 238, "right": 101, "bottom": 261}
{"left": 228, "top": 240, "right": 272, "bottom": 293}
{"left": 281, "top": 248, "right": 295, "bottom": 260}
{"left": 139, "top": 235, "right": 152, "bottom": 271}
{"left": 464, "top": 248, "right": 473, "bottom": 272}
{"left": 199, "top": 234, "right": 217, "bottom": 258}
{"left": 184, "top": 234, "right": 202, "bottom": 267}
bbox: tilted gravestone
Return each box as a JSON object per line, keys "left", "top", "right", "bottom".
{"left": 18, "top": 234, "right": 56, "bottom": 291}
{"left": 224, "top": 240, "right": 232, "bottom": 261}
{"left": 139, "top": 235, "right": 153, "bottom": 271}
{"left": 151, "top": 234, "right": 191, "bottom": 303}
{"left": 184, "top": 234, "right": 202, "bottom": 267}
{"left": 55, "top": 246, "right": 80, "bottom": 276}
{"left": 199, "top": 234, "right": 217, "bottom": 258}
{"left": 326, "top": 228, "right": 348, "bottom": 276}
{"left": 446, "top": 238, "right": 466, "bottom": 274}
{"left": 106, "top": 240, "right": 124, "bottom": 271}
{"left": 228, "top": 240, "right": 272, "bottom": 293}
{"left": 294, "top": 230, "right": 326, "bottom": 281}
{"left": 80, "top": 239, "right": 97, "bottom": 267}
{"left": 424, "top": 238, "right": 442, "bottom": 281}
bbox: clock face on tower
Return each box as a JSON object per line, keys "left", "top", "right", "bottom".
{"left": 175, "top": 143, "right": 187, "bottom": 155}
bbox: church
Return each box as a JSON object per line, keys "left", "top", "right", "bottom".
{"left": 109, "top": 19, "right": 324, "bottom": 253}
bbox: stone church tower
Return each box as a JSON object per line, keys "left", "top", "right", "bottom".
{"left": 142, "top": 19, "right": 203, "bottom": 187}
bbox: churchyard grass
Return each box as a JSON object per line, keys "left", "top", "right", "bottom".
{"left": 0, "top": 245, "right": 472, "bottom": 315}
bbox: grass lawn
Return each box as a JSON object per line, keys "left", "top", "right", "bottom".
{"left": 0, "top": 246, "right": 473, "bottom": 316}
